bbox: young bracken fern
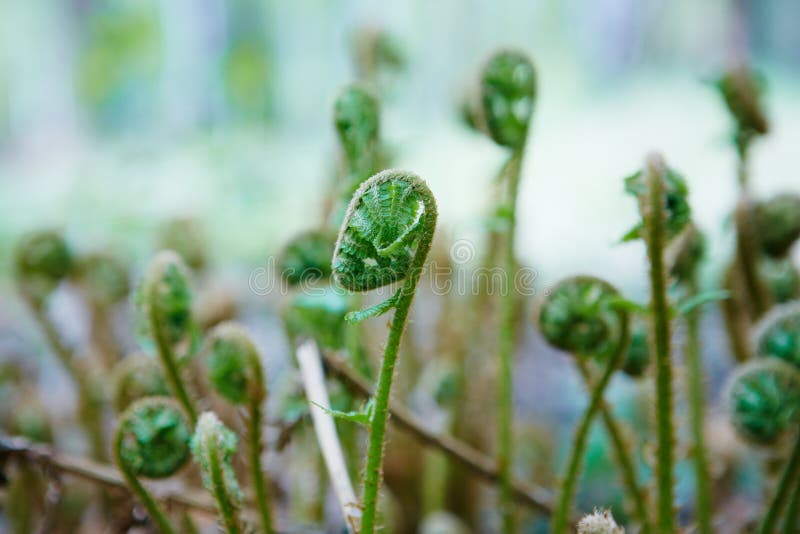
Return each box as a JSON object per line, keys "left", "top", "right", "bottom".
{"left": 331, "top": 169, "right": 437, "bottom": 534}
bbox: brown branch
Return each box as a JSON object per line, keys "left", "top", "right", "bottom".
{"left": 320, "top": 352, "right": 556, "bottom": 515}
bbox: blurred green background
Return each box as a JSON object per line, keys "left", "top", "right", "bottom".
{"left": 1, "top": 0, "right": 799, "bottom": 295}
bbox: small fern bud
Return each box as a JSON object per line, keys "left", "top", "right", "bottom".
{"left": 623, "top": 159, "right": 691, "bottom": 243}
{"left": 754, "top": 193, "right": 800, "bottom": 258}
{"left": 111, "top": 354, "right": 169, "bottom": 412}
{"left": 205, "top": 322, "right": 265, "bottom": 405}
{"left": 725, "top": 359, "right": 800, "bottom": 446}
{"left": 136, "top": 251, "right": 193, "bottom": 348}
{"left": 537, "top": 276, "right": 628, "bottom": 360}
{"left": 75, "top": 251, "right": 130, "bottom": 307}
{"left": 191, "top": 411, "right": 244, "bottom": 533}
{"left": 136, "top": 251, "right": 198, "bottom": 422}
{"left": 14, "top": 230, "right": 72, "bottom": 303}
{"left": 278, "top": 230, "right": 335, "bottom": 287}
{"left": 577, "top": 509, "right": 625, "bottom": 534}
{"left": 621, "top": 319, "right": 650, "bottom": 377}
{"left": 332, "top": 169, "right": 438, "bottom": 292}
{"left": 477, "top": 50, "right": 536, "bottom": 149}
{"left": 754, "top": 302, "right": 800, "bottom": 368}
{"left": 716, "top": 65, "right": 769, "bottom": 147}
{"left": 158, "top": 217, "right": 208, "bottom": 273}
{"left": 334, "top": 84, "right": 380, "bottom": 173}
{"left": 114, "top": 397, "right": 192, "bottom": 479}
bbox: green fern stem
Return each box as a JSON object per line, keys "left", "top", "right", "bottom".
{"left": 643, "top": 155, "right": 676, "bottom": 533}
{"left": 113, "top": 431, "right": 176, "bottom": 534}
{"left": 147, "top": 283, "right": 198, "bottom": 425}
{"left": 781, "top": 476, "right": 800, "bottom": 534}
{"left": 248, "top": 395, "right": 275, "bottom": 534}
{"left": 360, "top": 213, "right": 435, "bottom": 534}
{"left": 551, "top": 318, "right": 630, "bottom": 533}
{"left": 760, "top": 430, "right": 800, "bottom": 534}
{"left": 207, "top": 439, "right": 242, "bottom": 534}
{"left": 496, "top": 149, "right": 524, "bottom": 533}
{"left": 575, "top": 359, "right": 651, "bottom": 533}
{"left": 685, "top": 275, "right": 713, "bottom": 534}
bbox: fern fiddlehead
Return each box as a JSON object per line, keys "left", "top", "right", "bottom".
{"left": 205, "top": 322, "right": 275, "bottom": 533}
{"left": 468, "top": 49, "right": 536, "bottom": 532}
{"left": 113, "top": 397, "right": 192, "bottom": 534}
{"left": 625, "top": 153, "right": 691, "bottom": 533}
{"left": 191, "top": 411, "right": 246, "bottom": 534}
{"left": 332, "top": 169, "right": 437, "bottom": 534}
{"left": 747, "top": 306, "right": 800, "bottom": 532}
{"left": 537, "top": 276, "right": 645, "bottom": 533}
{"left": 137, "top": 251, "right": 198, "bottom": 424}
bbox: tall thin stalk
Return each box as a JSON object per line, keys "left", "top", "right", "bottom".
{"left": 685, "top": 274, "right": 712, "bottom": 534}
{"left": 642, "top": 154, "right": 676, "bottom": 533}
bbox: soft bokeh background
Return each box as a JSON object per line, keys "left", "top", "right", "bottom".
{"left": 1, "top": 0, "right": 799, "bottom": 530}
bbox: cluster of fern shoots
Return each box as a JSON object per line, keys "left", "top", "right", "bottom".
{"left": 2, "top": 44, "right": 800, "bottom": 534}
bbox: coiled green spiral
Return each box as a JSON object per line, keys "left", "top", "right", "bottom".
{"left": 114, "top": 397, "right": 192, "bottom": 479}
{"left": 14, "top": 230, "right": 72, "bottom": 303}
{"left": 478, "top": 50, "right": 536, "bottom": 149}
{"left": 76, "top": 251, "right": 130, "bottom": 307}
{"left": 206, "top": 322, "right": 265, "bottom": 405}
{"left": 111, "top": 354, "right": 169, "bottom": 412}
{"left": 332, "top": 170, "right": 438, "bottom": 292}
{"left": 624, "top": 164, "right": 691, "bottom": 242}
{"left": 754, "top": 302, "right": 800, "bottom": 369}
{"left": 136, "top": 251, "right": 193, "bottom": 347}
{"left": 537, "top": 276, "right": 628, "bottom": 360}
{"left": 726, "top": 359, "right": 800, "bottom": 446}
{"left": 278, "top": 230, "right": 335, "bottom": 286}
{"left": 754, "top": 193, "right": 800, "bottom": 258}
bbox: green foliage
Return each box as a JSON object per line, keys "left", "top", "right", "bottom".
{"left": 75, "top": 251, "right": 130, "bottom": 307}
{"left": 537, "top": 276, "right": 627, "bottom": 360}
{"left": 111, "top": 354, "right": 169, "bottom": 412}
{"left": 332, "top": 170, "right": 435, "bottom": 292}
{"left": 14, "top": 230, "right": 72, "bottom": 303}
{"left": 726, "top": 359, "right": 800, "bottom": 446}
{"left": 754, "top": 193, "right": 800, "bottom": 258}
{"left": 479, "top": 50, "right": 536, "bottom": 149}
{"left": 115, "top": 397, "right": 192, "bottom": 479}
{"left": 278, "top": 230, "right": 335, "bottom": 286}
{"left": 206, "top": 322, "right": 264, "bottom": 405}
{"left": 623, "top": 166, "right": 691, "bottom": 243}
{"left": 755, "top": 303, "right": 800, "bottom": 369}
